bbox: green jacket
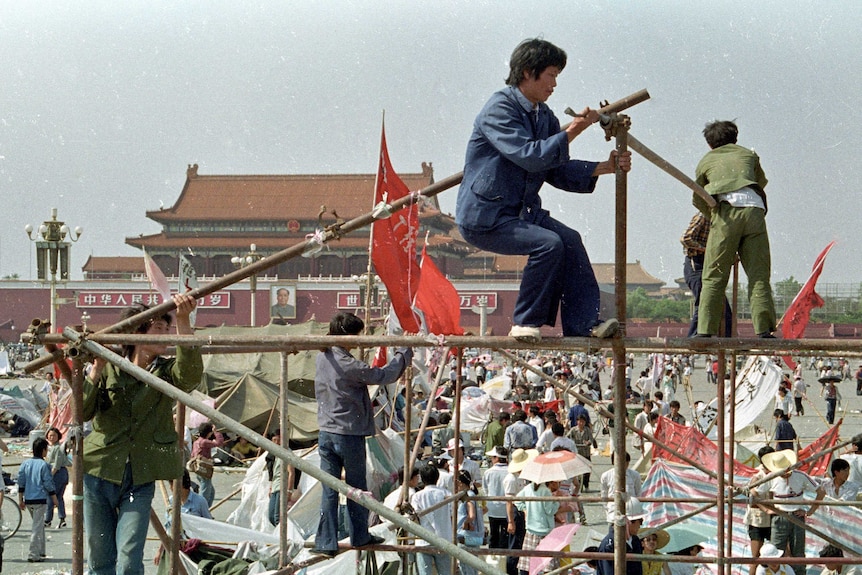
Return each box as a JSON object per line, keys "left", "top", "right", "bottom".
{"left": 83, "top": 346, "right": 203, "bottom": 485}
{"left": 694, "top": 143, "right": 768, "bottom": 215}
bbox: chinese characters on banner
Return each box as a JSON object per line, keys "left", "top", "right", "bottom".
{"left": 77, "top": 291, "right": 230, "bottom": 308}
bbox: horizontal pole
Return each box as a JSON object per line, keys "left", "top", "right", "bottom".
{"left": 23, "top": 331, "right": 862, "bottom": 355}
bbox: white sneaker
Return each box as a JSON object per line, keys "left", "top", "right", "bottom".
{"left": 509, "top": 325, "right": 541, "bottom": 343}
{"left": 590, "top": 318, "right": 619, "bottom": 339}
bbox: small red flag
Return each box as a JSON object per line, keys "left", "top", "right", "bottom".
{"left": 414, "top": 245, "right": 464, "bottom": 335}
{"left": 781, "top": 241, "right": 835, "bottom": 369}
{"left": 371, "top": 125, "right": 421, "bottom": 333}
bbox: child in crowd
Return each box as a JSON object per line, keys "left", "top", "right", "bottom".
{"left": 18, "top": 437, "right": 58, "bottom": 563}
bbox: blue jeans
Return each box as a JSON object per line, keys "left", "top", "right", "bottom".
{"left": 83, "top": 465, "right": 156, "bottom": 575}
{"left": 416, "top": 551, "right": 452, "bottom": 575}
{"left": 684, "top": 255, "right": 733, "bottom": 337}
{"left": 826, "top": 397, "right": 837, "bottom": 424}
{"left": 315, "top": 431, "right": 370, "bottom": 550}
{"left": 268, "top": 491, "right": 281, "bottom": 526}
{"left": 461, "top": 215, "right": 600, "bottom": 336}
{"left": 196, "top": 473, "right": 214, "bottom": 506}
{"left": 46, "top": 466, "right": 69, "bottom": 523}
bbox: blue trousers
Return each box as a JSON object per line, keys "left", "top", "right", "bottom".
{"left": 315, "top": 431, "right": 371, "bottom": 550}
{"left": 684, "top": 255, "right": 733, "bottom": 337}
{"left": 46, "top": 466, "right": 69, "bottom": 523}
{"left": 83, "top": 465, "right": 155, "bottom": 575}
{"left": 461, "top": 214, "right": 599, "bottom": 336}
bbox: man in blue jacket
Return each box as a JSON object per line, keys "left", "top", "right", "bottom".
{"left": 456, "top": 38, "right": 631, "bottom": 343}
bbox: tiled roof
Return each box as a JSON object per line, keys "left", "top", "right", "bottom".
{"left": 82, "top": 256, "right": 146, "bottom": 273}
{"left": 592, "top": 262, "right": 664, "bottom": 286}
{"left": 147, "top": 163, "right": 436, "bottom": 222}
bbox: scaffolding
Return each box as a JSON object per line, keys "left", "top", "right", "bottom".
{"left": 20, "top": 92, "right": 862, "bottom": 575}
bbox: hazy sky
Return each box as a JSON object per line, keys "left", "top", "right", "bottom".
{"left": 1, "top": 1, "right": 859, "bottom": 287}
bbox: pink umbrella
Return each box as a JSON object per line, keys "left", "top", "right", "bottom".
{"left": 530, "top": 523, "right": 580, "bottom": 575}
{"left": 520, "top": 450, "right": 592, "bottom": 484}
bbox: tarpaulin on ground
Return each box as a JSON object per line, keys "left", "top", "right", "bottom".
{"left": 0, "top": 393, "right": 41, "bottom": 426}
{"left": 458, "top": 393, "right": 512, "bottom": 433}
{"left": 653, "top": 418, "right": 840, "bottom": 479}
{"left": 642, "top": 460, "right": 862, "bottom": 575}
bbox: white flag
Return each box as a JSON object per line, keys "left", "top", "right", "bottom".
{"left": 143, "top": 248, "right": 171, "bottom": 304}
{"left": 178, "top": 254, "right": 199, "bottom": 327}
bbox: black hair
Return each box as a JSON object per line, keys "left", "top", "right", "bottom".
{"left": 419, "top": 463, "right": 439, "bottom": 486}
{"left": 512, "top": 409, "right": 527, "bottom": 422}
{"left": 457, "top": 469, "right": 473, "bottom": 487}
{"left": 328, "top": 311, "right": 364, "bottom": 336}
{"left": 498, "top": 412, "right": 510, "bottom": 422}
{"left": 182, "top": 470, "right": 192, "bottom": 490}
{"left": 831, "top": 457, "right": 850, "bottom": 476}
{"left": 47, "top": 426, "right": 63, "bottom": 441}
{"left": 198, "top": 422, "right": 215, "bottom": 438}
{"left": 757, "top": 445, "right": 775, "bottom": 460}
{"left": 819, "top": 544, "right": 844, "bottom": 558}
{"left": 703, "top": 120, "right": 739, "bottom": 149}
{"left": 119, "top": 303, "right": 173, "bottom": 359}
{"left": 773, "top": 408, "right": 788, "bottom": 420}
{"left": 552, "top": 422, "right": 565, "bottom": 436}
{"left": 506, "top": 38, "right": 567, "bottom": 86}
{"left": 33, "top": 437, "right": 49, "bottom": 458}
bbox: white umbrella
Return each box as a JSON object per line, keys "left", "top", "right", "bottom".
{"left": 519, "top": 450, "right": 592, "bottom": 484}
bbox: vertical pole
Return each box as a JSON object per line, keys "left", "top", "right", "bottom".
{"left": 727, "top": 260, "right": 740, "bottom": 575}
{"left": 613, "top": 121, "right": 629, "bottom": 575}
{"left": 279, "top": 352, "right": 290, "bottom": 567}
{"left": 70, "top": 359, "right": 86, "bottom": 575}
{"left": 250, "top": 274, "right": 257, "bottom": 327}
{"left": 170, "top": 403, "right": 186, "bottom": 575}
{"left": 401, "top": 364, "right": 413, "bottom": 575}
{"left": 451, "top": 348, "right": 464, "bottom": 575}
{"left": 716, "top": 350, "right": 726, "bottom": 575}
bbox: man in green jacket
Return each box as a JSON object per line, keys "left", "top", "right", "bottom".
{"left": 83, "top": 293, "right": 203, "bottom": 575}
{"left": 693, "top": 120, "right": 776, "bottom": 338}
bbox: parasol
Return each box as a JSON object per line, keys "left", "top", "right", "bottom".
{"left": 519, "top": 450, "right": 592, "bottom": 484}
{"left": 661, "top": 522, "right": 714, "bottom": 554}
{"left": 529, "top": 523, "right": 580, "bottom": 575}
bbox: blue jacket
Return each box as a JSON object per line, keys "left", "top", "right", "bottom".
{"left": 18, "top": 457, "right": 56, "bottom": 504}
{"left": 456, "top": 85, "right": 599, "bottom": 233}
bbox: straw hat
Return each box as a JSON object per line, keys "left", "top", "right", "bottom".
{"left": 759, "top": 542, "right": 783, "bottom": 558}
{"left": 639, "top": 527, "right": 670, "bottom": 550}
{"left": 761, "top": 449, "right": 797, "bottom": 474}
{"left": 508, "top": 448, "right": 539, "bottom": 473}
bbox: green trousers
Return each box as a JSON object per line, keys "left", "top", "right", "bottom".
{"left": 697, "top": 203, "right": 776, "bottom": 335}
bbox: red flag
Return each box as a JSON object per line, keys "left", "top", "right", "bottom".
{"left": 797, "top": 420, "right": 840, "bottom": 476}
{"left": 413, "top": 245, "right": 464, "bottom": 335}
{"left": 371, "top": 125, "right": 421, "bottom": 333}
{"left": 781, "top": 241, "right": 835, "bottom": 368}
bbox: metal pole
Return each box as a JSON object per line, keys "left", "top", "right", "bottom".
{"left": 612, "top": 119, "right": 629, "bottom": 575}
{"left": 170, "top": 403, "right": 186, "bottom": 575}
{"left": 61, "top": 328, "right": 504, "bottom": 575}
{"left": 279, "top": 352, "right": 290, "bottom": 567}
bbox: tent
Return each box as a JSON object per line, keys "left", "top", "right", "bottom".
{"left": 214, "top": 372, "right": 318, "bottom": 442}
{"left": 198, "top": 322, "right": 330, "bottom": 399}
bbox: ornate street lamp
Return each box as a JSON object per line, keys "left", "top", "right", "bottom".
{"left": 25, "top": 208, "right": 82, "bottom": 330}
{"left": 231, "top": 244, "right": 263, "bottom": 326}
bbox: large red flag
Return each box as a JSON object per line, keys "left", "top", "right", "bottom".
{"left": 414, "top": 245, "right": 464, "bottom": 335}
{"left": 781, "top": 241, "right": 835, "bottom": 369}
{"left": 371, "top": 126, "right": 421, "bottom": 333}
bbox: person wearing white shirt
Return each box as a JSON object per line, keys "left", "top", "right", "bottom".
{"left": 808, "top": 458, "right": 862, "bottom": 517}
{"left": 599, "top": 451, "right": 643, "bottom": 523}
{"left": 411, "top": 465, "right": 453, "bottom": 575}
{"left": 543, "top": 380, "right": 557, "bottom": 402}
{"left": 792, "top": 375, "right": 807, "bottom": 417}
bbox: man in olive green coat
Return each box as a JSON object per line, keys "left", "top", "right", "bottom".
{"left": 83, "top": 294, "right": 202, "bottom": 575}
{"left": 693, "top": 120, "right": 776, "bottom": 338}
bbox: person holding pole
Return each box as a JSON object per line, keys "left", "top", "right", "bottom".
{"left": 83, "top": 293, "right": 203, "bottom": 575}
{"left": 455, "top": 38, "right": 631, "bottom": 343}
{"left": 312, "top": 311, "right": 412, "bottom": 556}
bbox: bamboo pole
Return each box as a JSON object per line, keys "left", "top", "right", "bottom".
{"left": 61, "top": 328, "right": 504, "bottom": 575}
{"left": 28, "top": 331, "right": 862, "bottom": 356}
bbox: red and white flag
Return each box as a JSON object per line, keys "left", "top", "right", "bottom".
{"left": 143, "top": 248, "right": 171, "bottom": 304}
{"left": 781, "top": 241, "right": 835, "bottom": 369}
{"left": 371, "top": 125, "right": 421, "bottom": 333}
{"left": 414, "top": 245, "right": 463, "bottom": 335}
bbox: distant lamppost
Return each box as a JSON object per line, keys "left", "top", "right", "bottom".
{"left": 80, "top": 311, "right": 91, "bottom": 332}
{"left": 25, "top": 208, "right": 83, "bottom": 330}
{"left": 231, "top": 244, "right": 263, "bottom": 326}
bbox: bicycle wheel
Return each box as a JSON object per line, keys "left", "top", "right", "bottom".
{"left": 1, "top": 490, "right": 22, "bottom": 539}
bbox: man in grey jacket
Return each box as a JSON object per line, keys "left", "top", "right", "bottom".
{"left": 312, "top": 311, "right": 413, "bottom": 556}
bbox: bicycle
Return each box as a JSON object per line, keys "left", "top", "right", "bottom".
{"left": 1, "top": 487, "right": 23, "bottom": 539}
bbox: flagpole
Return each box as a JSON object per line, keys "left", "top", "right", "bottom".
{"left": 363, "top": 115, "right": 384, "bottom": 336}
